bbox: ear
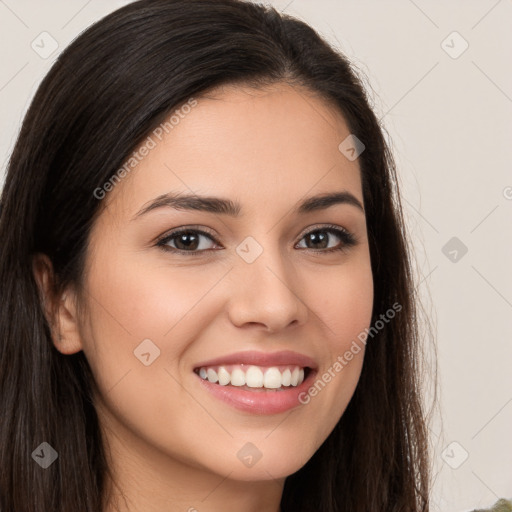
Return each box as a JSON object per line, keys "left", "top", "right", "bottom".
{"left": 32, "top": 253, "right": 83, "bottom": 355}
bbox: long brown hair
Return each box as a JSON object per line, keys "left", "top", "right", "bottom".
{"left": 0, "top": 1, "right": 434, "bottom": 510}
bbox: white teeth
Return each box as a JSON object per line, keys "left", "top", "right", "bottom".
{"left": 197, "top": 364, "right": 307, "bottom": 389}
{"left": 217, "top": 367, "right": 230, "bottom": 386}
{"left": 263, "top": 367, "right": 282, "bottom": 389}
{"left": 290, "top": 367, "right": 300, "bottom": 386}
{"left": 206, "top": 368, "right": 218, "bottom": 383}
{"left": 230, "top": 368, "right": 246, "bottom": 386}
{"left": 245, "top": 366, "right": 263, "bottom": 388}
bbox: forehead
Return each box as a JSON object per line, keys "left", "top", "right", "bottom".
{"left": 103, "top": 82, "right": 363, "bottom": 217}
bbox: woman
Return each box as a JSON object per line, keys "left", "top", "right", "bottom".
{"left": 0, "top": 0, "right": 433, "bottom": 510}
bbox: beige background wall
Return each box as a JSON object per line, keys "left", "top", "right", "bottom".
{"left": 1, "top": 1, "right": 511, "bottom": 510}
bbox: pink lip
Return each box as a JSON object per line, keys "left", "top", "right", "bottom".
{"left": 192, "top": 350, "right": 318, "bottom": 415}
{"left": 194, "top": 367, "right": 318, "bottom": 415}
{"left": 193, "top": 350, "right": 318, "bottom": 371}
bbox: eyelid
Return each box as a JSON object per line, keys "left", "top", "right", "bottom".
{"left": 154, "top": 225, "right": 218, "bottom": 245}
{"left": 296, "top": 223, "right": 353, "bottom": 240}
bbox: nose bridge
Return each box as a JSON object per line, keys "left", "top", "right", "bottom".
{"left": 226, "top": 233, "right": 307, "bottom": 330}
{"left": 235, "top": 232, "right": 291, "bottom": 286}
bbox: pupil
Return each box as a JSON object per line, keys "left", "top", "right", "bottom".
{"left": 309, "top": 232, "right": 327, "bottom": 249}
{"left": 178, "top": 233, "right": 198, "bottom": 250}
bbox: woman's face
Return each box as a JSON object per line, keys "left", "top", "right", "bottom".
{"left": 73, "top": 83, "right": 373, "bottom": 484}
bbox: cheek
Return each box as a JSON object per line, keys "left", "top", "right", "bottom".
{"left": 78, "top": 248, "right": 231, "bottom": 413}
{"left": 307, "top": 257, "right": 374, "bottom": 348}
{"left": 77, "top": 252, "right": 218, "bottom": 461}
{"left": 297, "top": 258, "right": 373, "bottom": 437}
{"left": 82, "top": 251, "right": 217, "bottom": 349}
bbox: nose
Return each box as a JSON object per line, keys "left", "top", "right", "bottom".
{"left": 226, "top": 242, "right": 309, "bottom": 333}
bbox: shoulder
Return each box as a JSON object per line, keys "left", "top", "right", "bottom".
{"left": 469, "top": 498, "right": 512, "bottom": 512}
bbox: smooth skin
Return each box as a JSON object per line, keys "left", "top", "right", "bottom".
{"left": 34, "top": 82, "right": 374, "bottom": 512}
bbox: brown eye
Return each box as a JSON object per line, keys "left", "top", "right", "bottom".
{"left": 156, "top": 225, "right": 358, "bottom": 256}
{"left": 157, "top": 228, "right": 219, "bottom": 254}
{"left": 296, "top": 226, "right": 357, "bottom": 253}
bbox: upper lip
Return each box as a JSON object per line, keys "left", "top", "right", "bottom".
{"left": 193, "top": 350, "right": 318, "bottom": 370}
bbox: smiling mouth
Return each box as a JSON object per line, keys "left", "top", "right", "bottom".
{"left": 193, "top": 364, "right": 313, "bottom": 391}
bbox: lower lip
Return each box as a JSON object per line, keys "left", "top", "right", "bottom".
{"left": 195, "top": 370, "right": 317, "bottom": 415}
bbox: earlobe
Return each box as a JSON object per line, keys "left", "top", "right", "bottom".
{"left": 54, "top": 289, "right": 83, "bottom": 355}
{"left": 32, "top": 253, "right": 83, "bottom": 355}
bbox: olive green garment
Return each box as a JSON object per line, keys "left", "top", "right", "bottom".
{"left": 470, "top": 498, "right": 512, "bottom": 512}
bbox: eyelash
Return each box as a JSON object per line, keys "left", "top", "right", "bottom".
{"left": 155, "top": 224, "right": 358, "bottom": 256}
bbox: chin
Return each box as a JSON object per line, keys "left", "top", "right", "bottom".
{"left": 221, "top": 447, "right": 313, "bottom": 482}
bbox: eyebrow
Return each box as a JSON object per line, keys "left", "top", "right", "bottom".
{"left": 133, "top": 190, "right": 365, "bottom": 220}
